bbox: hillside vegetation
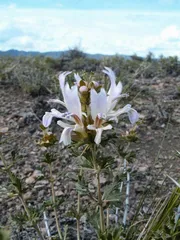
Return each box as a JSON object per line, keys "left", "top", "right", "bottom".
{"left": 0, "top": 49, "right": 180, "bottom": 96}
{"left": 0, "top": 49, "right": 180, "bottom": 240}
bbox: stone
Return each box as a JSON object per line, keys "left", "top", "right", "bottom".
{"left": 93, "top": 176, "right": 107, "bottom": 185}
{"left": 139, "top": 165, "right": 149, "bottom": 173}
{"left": 36, "top": 180, "right": 48, "bottom": 185}
{"left": 38, "top": 190, "right": 45, "bottom": 198}
{"left": 32, "top": 170, "right": 44, "bottom": 178}
{"left": 55, "top": 190, "right": 64, "bottom": 196}
{"left": 25, "top": 176, "right": 36, "bottom": 184}
{"left": 0, "top": 127, "right": 9, "bottom": 133}
{"left": 23, "top": 191, "right": 32, "bottom": 200}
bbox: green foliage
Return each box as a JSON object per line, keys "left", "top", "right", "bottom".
{"left": 67, "top": 47, "right": 86, "bottom": 60}
{"left": 159, "top": 55, "right": 180, "bottom": 76}
{"left": 129, "top": 187, "right": 180, "bottom": 240}
{"left": 1, "top": 50, "right": 180, "bottom": 98}
{"left": 0, "top": 229, "right": 10, "bottom": 240}
{"left": 9, "top": 172, "right": 24, "bottom": 194}
{"left": 11, "top": 212, "right": 29, "bottom": 226}
{"left": 102, "top": 183, "right": 121, "bottom": 203}
{"left": 97, "top": 226, "right": 125, "bottom": 240}
{"left": 1, "top": 51, "right": 180, "bottom": 240}
{"left": 43, "top": 152, "right": 57, "bottom": 164}
{"left": 0, "top": 56, "right": 56, "bottom": 95}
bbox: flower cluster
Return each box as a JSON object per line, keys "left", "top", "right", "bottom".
{"left": 42, "top": 67, "right": 139, "bottom": 145}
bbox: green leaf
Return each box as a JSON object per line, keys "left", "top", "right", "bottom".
{"left": 102, "top": 183, "right": 120, "bottom": 203}
{"left": 43, "top": 152, "right": 56, "bottom": 164}
{"left": 10, "top": 172, "right": 24, "bottom": 194}
{"left": 75, "top": 182, "right": 88, "bottom": 195}
{"left": 0, "top": 229, "right": 10, "bottom": 240}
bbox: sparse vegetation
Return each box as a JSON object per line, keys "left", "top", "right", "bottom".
{"left": 1, "top": 49, "right": 180, "bottom": 96}
{"left": 0, "top": 48, "right": 180, "bottom": 239}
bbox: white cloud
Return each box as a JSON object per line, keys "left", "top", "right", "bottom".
{"left": 8, "top": 3, "right": 17, "bottom": 9}
{"left": 160, "top": 25, "right": 180, "bottom": 40}
{"left": 0, "top": 7, "right": 180, "bottom": 56}
{"left": 56, "top": 3, "right": 63, "bottom": 8}
{"left": 159, "top": 0, "right": 177, "bottom": 4}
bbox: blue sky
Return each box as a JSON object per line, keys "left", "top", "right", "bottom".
{"left": 0, "top": 0, "right": 180, "bottom": 56}
{"left": 1, "top": 0, "right": 180, "bottom": 10}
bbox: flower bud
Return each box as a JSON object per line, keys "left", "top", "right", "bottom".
{"left": 93, "top": 81, "right": 99, "bottom": 88}
{"left": 79, "top": 86, "right": 88, "bottom": 93}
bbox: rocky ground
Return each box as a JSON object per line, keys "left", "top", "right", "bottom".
{"left": 0, "top": 76, "right": 180, "bottom": 239}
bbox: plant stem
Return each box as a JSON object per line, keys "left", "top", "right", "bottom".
{"left": 20, "top": 195, "right": 45, "bottom": 240}
{"left": 49, "top": 163, "right": 63, "bottom": 240}
{"left": 106, "top": 208, "right": 109, "bottom": 228}
{"left": 77, "top": 192, "right": 81, "bottom": 240}
{"left": 0, "top": 152, "right": 45, "bottom": 240}
{"left": 97, "top": 171, "right": 105, "bottom": 232}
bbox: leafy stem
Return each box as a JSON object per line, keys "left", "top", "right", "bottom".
{"left": 96, "top": 170, "right": 105, "bottom": 233}
{"left": 49, "top": 163, "right": 63, "bottom": 240}
{"left": 77, "top": 191, "right": 81, "bottom": 240}
{"left": 19, "top": 195, "right": 45, "bottom": 240}
{"left": 0, "top": 152, "right": 45, "bottom": 240}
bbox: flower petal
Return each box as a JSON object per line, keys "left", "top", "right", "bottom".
{"left": 64, "top": 84, "right": 82, "bottom": 119}
{"left": 103, "top": 67, "right": 116, "bottom": 94}
{"left": 42, "top": 109, "right": 63, "bottom": 127}
{"left": 102, "top": 124, "right": 113, "bottom": 131}
{"left": 74, "top": 73, "right": 81, "bottom": 85}
{"left": 90, "top": 88, "right": 107, "bottom": 120}
{"left": 103, "top": 67, "right": 123, "bottom": 111}
{"left": 57, "top": 120, "right": 74, "bottom": 129}
{"left": 48, "top": 99, "right": 66, "bottom": 107}
{"left": 59, "top": 71, "right": 82, "bottom": 119}
{"left": 94, "top": 124, "right": 112, "bottom": 145}
{"left": 42, "top": 112, "right": 53, "bottom": 128}
{"left": 128, "top": 108, "right": 139, "bottom": 124}
{"left": 94, "top": 128, "right": 103, "bottom": 145}
{"left": 59, "top": 127, "right": 73, "bottom": 146}
{"left": 103, "top": 67, "right": 122, "bottom": 96}
{"left": 108, "top": 104, "right": 131, "bottom": 118}
{"left": 59, "top": 72, "right": 71, "bottom": 94}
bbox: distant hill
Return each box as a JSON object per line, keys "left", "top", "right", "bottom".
{"left": 0, "top": 49, "right": 130, "bottom": 60}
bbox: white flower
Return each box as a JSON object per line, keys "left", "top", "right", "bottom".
{"left": 90, "top": 88, "right": 107, "bottom": 121}
{"left": 87, "top": 67, "right": 139, "bottom": 144}
{"left": 42, "top": 72, "right": 84, "bottom": 145}
{"left": 74, "top": 73, "right": 81, "bottom": 85}
{"left": 87, "top": 114, "right": 112, "bottom": 144}
{"left": 59, "top": 72, "right": 82, "bottom": 119}
{"left": 59, "top": 127, "right": 73, "bottom": 146}
{"left": 102, "top": 67, "right": 123, "bottom": 112}
{"left": 42, "top": 109, "right": 64, "bottom": 128}
{"left": 42, "top": 68, "right": 139, "bottom": 146}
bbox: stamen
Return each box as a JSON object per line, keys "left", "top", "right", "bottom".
{"left": 95, "top": 115, "right": 103, "bottom": 128}
{"left": 97, "top": 113, "right": 106, "bottom": 120}
{"left": 72, "top": 114, "right": 83, "bottom": 126}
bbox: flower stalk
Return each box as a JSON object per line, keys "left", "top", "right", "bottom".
{"left": 19, "top": 195, "right": 45, "bottom": 240}
{"left": 77, "top": 192, "right": 81, "bottom": 240}
{"left": 106, "top": 208, "right": 110, "bottom": 228}
{"left": 97, "top": 171, "right": 105, "bottom": 232}
{"left": 49, "top": 163, "right": 63, "bottom": 240}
